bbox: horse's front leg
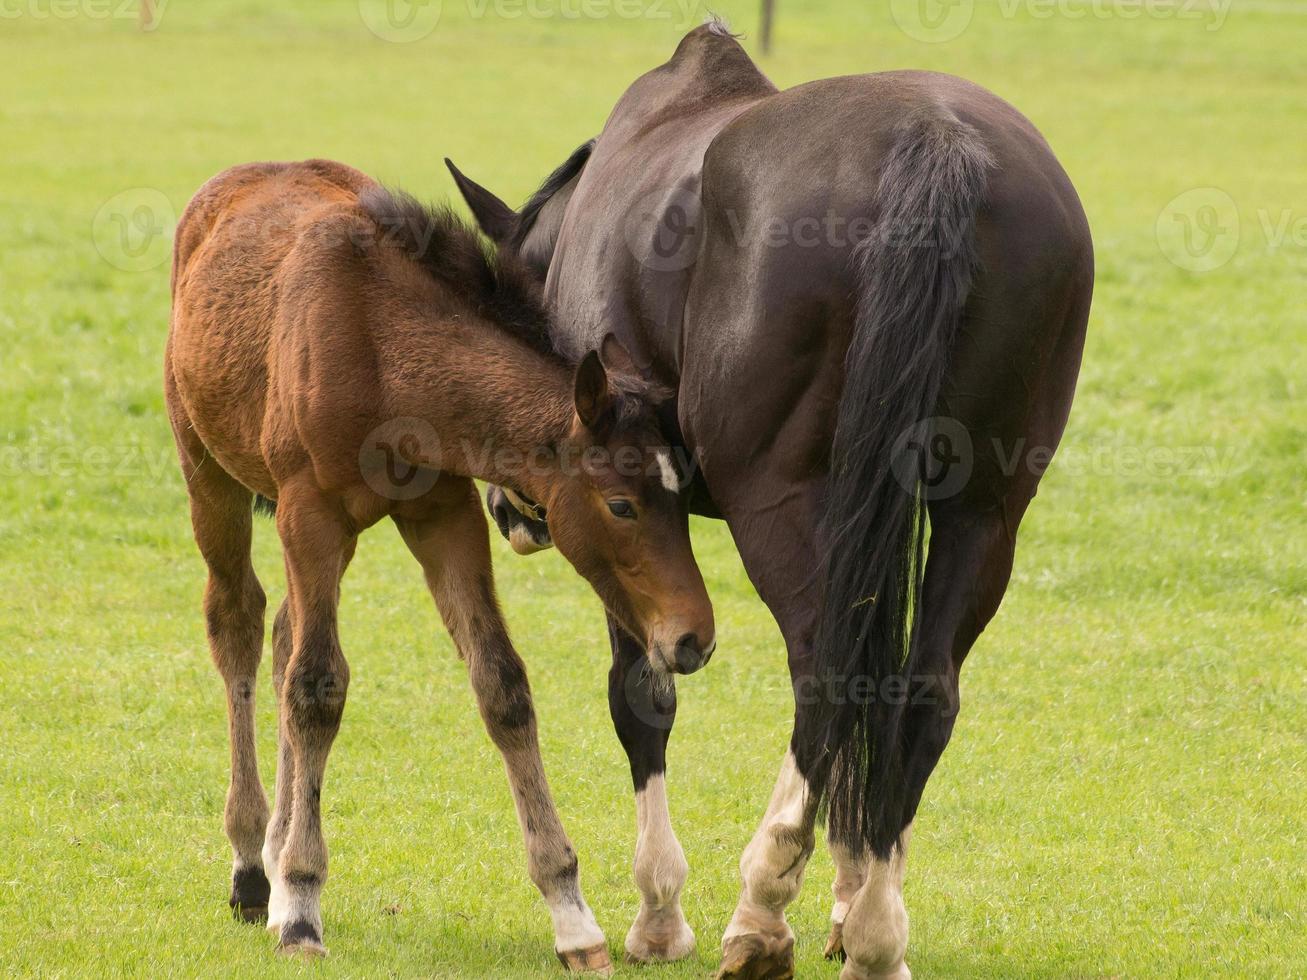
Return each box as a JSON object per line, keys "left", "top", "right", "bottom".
{"left": 395, "top": 487, "right": 611, "bottom": 975}
{"left": 606, "top": 615, "right": 695, "bottom": 964}
{"left": 711, "top": 483, "right": 826, "bottom": 980}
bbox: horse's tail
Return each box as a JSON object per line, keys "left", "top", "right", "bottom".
{"left": 794, "top": 106, "right": 993, "bottom": 859}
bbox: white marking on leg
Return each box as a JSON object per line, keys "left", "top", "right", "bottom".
{"left": 546, "top": 895, "right": 606, "bottom": 954}
{"left": 262, "top": 840, "right": 286, "bottom": 932}
{"left": 830, "top": 839, "right": 868, "bottom": 926}
{"left": 626, "top": 774, "right": 695, "bottom": 961}
{"left": 839, "top": 825, "right": 912, "bottom": 980}
{"left": 723, "top": 750, "right": 815, "bottom": 945}
{"left": 655, "top": 450, "right": 679, "bottom": 493}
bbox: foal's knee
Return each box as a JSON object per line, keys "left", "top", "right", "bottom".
{"left": 468, "top": 640, "right": 536, "bottom": 740}
{"left": 205, "top": 569, "right": 266, "bottom": 676}
{"left": 284, "top": 632, "right": 349, "bottom": 735}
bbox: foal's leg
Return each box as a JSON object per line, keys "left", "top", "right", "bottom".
{"left": 271, "top": 481, "right": 355, "bottom": 956}
{"left": 180, "top": 453, "right": 272, "bottom": 920}
{"left": 606, "top": 616, "right": 695, "bottom": 963}
{"left": 836, "top": 513, "right": 1016, "bottom": 980}
{"left": 394, "top": 488, "right": 611, "bottom": 975}
{"left": 265, "top": 540, "right": 355, "bottom": 934}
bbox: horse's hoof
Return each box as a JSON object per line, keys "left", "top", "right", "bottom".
{"left": 277, "top": 920, "right": 327, "bottom": 959}
{"left": 624, "top": 910, "right": 695, "bottom": 963}
{"left": 556, "top": 942, "right": 614, "bottom": 975}
{"left": 229, "top": 866, "right": 271, "bottom": 923}
{"left": 716, "top": 931, "right": 795, "bottom": 979}
{"left": 839, "top": 962, "right": 911, "bottom": 980}
{"left": 823, "top": 921, "right": 846, "bottom": 961}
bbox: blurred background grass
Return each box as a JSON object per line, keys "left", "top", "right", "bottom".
{"left": 0, "top": 1, "right": 1303, "bottom": 975}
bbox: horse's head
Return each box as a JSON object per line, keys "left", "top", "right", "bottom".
{"left": 528, "top": 337, "right": 713, "bottom": 677}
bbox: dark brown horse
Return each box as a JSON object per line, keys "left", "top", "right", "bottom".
{"left": 165, "top": 158, "right": 715, "bottom": 971}
{"left": 449, "top": 20, "right": 1093, "bottom": 978}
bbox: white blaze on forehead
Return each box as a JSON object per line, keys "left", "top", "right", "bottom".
{"left": 655, "top": 450, "right": 679, "bottom": 493}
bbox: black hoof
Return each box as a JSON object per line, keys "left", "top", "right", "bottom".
{"left": 278, "top": 919, "right": 327, "bottom": 957}
{"left": 229, "top": 865, "right": 271, "bottom": 922}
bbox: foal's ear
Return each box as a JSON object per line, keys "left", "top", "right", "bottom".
{"left": 598, "top": 333, "right": 640, "bottom": 379}
{"left": 599, "top": 332, "right": 675, "bottom": 404}
{"left": 574, "top": 350, "right": 613, "bottom": 429}
{"left": 445, "top": 158, "right": 518, "bottom": 244}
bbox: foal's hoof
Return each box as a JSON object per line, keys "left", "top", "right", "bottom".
{"left": 229, "top": 866, "right": 271, "bottom": 923}
{"left": 277, "top": 920, "right": 327, "bottom": 959}
{"left": 624, "top": 908, "right": 696, "bottom": 963}
{"left": 824, "top": 921, "right": 846, "bottom": 961}
{"left": 556, "top": 942, "right": 615, "bottom": 975}
{"left": 716, "top": 931, "right": 795, "bottom": 979}
{"left": 234, "top": 903, "right": 268, "bottom": 924}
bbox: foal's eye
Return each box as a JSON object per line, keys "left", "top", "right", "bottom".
{"left": 607, "top": 499, "right": 637, "bottom": 520}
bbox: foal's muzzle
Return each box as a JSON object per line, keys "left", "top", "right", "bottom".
{"left": 486, "top": 486, "right": 552, "bottom": 555}
{"left": 658, "top": 633, "right": 715, "bottom": 675}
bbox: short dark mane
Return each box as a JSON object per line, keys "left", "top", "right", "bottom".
{"left": 507, "top": 140, "right": 595, "bottom": 253}
{"left": 357, "top": 186, "right": 562, "bottom": 361}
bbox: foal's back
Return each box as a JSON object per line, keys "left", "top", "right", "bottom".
{"left": 166, "top": 160, "right": 378, "bottom": 496}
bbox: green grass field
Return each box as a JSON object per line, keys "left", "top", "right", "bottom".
{"left": 1, "top": 1, "right": 1304, "bottom": 975}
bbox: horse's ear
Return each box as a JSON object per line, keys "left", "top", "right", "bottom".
{"left": 445, "top": 158, "right": 517, "bottom": 244}
{"left": 574, "top": 350, "right": 613, "bottom": 429}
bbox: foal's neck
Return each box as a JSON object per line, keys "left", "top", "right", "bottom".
{"left": 394, "top": 320, "right": 577, "bottom": 502}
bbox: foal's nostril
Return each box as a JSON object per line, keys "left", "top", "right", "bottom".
{"left": 672, "top": 633, "right": 707, "bottom": 675}
{"left": 487, "top": 499, "right": 512, "bottom": 539}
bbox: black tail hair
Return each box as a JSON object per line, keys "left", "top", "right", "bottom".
{"left": 794, "top": 107, "right": 993, "bottom": 859}
{"left": 253, "top": 494, "right": 277, "bottom": 518}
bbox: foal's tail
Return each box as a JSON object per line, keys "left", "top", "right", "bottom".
{"left": 794, "top": 106, "right": 993, "bottom": 859}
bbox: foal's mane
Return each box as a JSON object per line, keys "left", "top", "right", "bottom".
{"left": 357, "top": 186, "right": 562, "bottom": 361}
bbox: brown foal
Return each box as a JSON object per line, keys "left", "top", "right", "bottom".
{"left": 165, "top": 159, "right": 714, "bottom": 972}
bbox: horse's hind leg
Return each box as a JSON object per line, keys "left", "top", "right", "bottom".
{"left": 268, "top": 478, "right": 356, "bottom": 957}
{"left": 394, "top": 482, "right": 610, "bottom": 975}
{"left": 173, "top": 435, "right": 271, "bottom": 920}
{"left": 834, "top": 508, "right": 1020, "bottom": 980}
{"left": 263, "top": 538, "right": 354, "bottom": 935}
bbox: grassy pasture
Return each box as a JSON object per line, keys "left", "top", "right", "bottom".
{"left": 0, "top": 0, "right": 1303, "bottom": 976}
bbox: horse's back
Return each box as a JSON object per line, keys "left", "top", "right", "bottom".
{"left": 166, "top": 160, "right": 378, "bottom": 494}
